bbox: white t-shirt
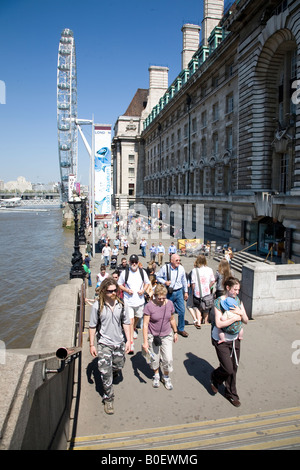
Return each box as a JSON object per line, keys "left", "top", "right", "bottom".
{"left": 191, "top": 266, "right": 215, "bottom": 298}
{"left": 96, "top": 272, "right": 109, "bottom": 286}
{"left": 102, "top": 246, "right": 111, "bottom": 257}
{"left": 118, "top": 267, "right": 150, "bottom": 307}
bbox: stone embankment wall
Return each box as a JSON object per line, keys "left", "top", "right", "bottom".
{"left": 0, "top": 279, "right": 83, "bottom": 450}
{"left": 241, "top": 263, "right": 300, "bottom": 318}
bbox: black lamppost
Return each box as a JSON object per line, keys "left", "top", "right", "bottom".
{"left": 69, "top": 197, "right": 86, "bottom": 279}
{"left": 79, "top": 196, "right": 87, "bottom": 245}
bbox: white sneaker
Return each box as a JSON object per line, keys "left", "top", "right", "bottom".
{"left": 152, "top": 375, "right": 160, "bottom": 388}
{"left": 162, "top": 376, "right": 173, "bottom": 390}
{"left": 133, "top": 329, "right": 138, "bottom": 339}
{"left": 129, "top": 342, "right": 134, "bottom": 354}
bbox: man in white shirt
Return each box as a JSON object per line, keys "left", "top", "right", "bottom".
{"left": 118, "top": 254, "right": 150, "bottom": 353}
{"left": 102, "top": 243, "right": 111, "bottom": 267}
{"left": 156, "top": 242, "right": 165, "bottom": 266}
{"left": 123, "top": 238, "right": 129, "bottom": 255}
{"left": 149, "top": 243, "right": 157, "bottom": 262}
{"left": 168, "top": 242, "right": 177, "bottom": 261}
{"left": 140, "top": 238, "right": 147, "bottom": 257}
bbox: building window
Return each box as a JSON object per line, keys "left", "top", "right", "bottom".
{"left": 222, "top": 209, "right": 231, "bottom": 231}
{"left": 213, "top": 103, "right": 219, "bottom": 121}
{"left": 212, "top": 75, "right": 219, "bottom": 88}
{"left": 201, "top": 138, "right": 207, "bottom": 157}
{"left": 226, "top": 126, "right": 233, "bottom": 150}
{"left": 226, "top": 62, "right": 234, "bottom": 78}
{"left": 128, "top": 154, "right": 135, "bottom": 162}
{"left": 201, "top": 110, "right": 207, "bottom": 128}
{"left": 280, "top": 153, "right": 290, "bottom": 193}
{"left": 226, "top": 93, "right": 234, "bottom": 114}
{"left": 277, "top": 48, "right": 297, "bottom": 127}
{"left": 210, "top": 207, "right": 215, "bottom": 226}
{"left": 213, "top": 133, "right": 219, "bottom": 156}
{"left": 129, "top": 183, "right": 135, "bottom": 196}
{"left": 192, "top": 117, "right": 197, "bottom": 133}
{"left": 191, "top": 142, "right": 196, "bottom": 161}
{"left": 184, "top": 123, "right": 188, "bottom": 139}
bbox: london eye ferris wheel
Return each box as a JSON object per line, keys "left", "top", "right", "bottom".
{"left": 57, "top": 28, "right": 78, "bottom": 202}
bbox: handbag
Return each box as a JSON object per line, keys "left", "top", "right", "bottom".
{"left": 153, "top": 335, "right": 162, "bottom": 346}
{"left": 201, "top": 293, "right": 214, "bottom": 310}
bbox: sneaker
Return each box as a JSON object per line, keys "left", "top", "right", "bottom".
{"left": 133, "top": 329, "right": 138, "bottom": 339}
{"left": 152, "top": 375, "right": 160, "bottom": 388}
{"left": 162, "top": 376, "right": 173, "bottom": 390}
{"left": 104, "top": 400, "right": 114, "bottom": 415}
{"left": 128, "top": 342, "right": 134, "bottom": 355}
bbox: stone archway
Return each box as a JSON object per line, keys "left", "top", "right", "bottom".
{"left": 251, "top": 28, "right": 297, "bottom": 190}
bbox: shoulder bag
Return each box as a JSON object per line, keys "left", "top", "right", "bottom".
{"left": 193, "top": 268, "right": 214, "bottom": 311}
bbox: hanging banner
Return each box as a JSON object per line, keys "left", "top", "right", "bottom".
{"left": 94, "top": 124, "right": 111, "bottom": 218}
{"left": 68, "top": 174, "right": 76, "bottom": 200}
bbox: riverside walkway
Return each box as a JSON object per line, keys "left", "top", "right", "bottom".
{"left": 69, "top": 238, "right": 300, "bottom": 451}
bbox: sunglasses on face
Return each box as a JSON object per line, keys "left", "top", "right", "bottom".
{"left": 106, "top": 288, "right": 117, "bottom": 293}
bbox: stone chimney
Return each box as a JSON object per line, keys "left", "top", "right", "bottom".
{"left": 201, "top": 0, "right": 224, "bottom": 45}
{"left": 142, "top": 65, "right": 169, "bottom": 119}
{"left": 181, "top": 24, "right": 201, "bottom": 70}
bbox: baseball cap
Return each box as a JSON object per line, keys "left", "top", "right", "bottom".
{"left": 129, "top": 254, "right": 139, "bottom": 263}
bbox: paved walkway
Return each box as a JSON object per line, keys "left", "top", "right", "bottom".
{"left": 69, "top": 237, "right": 300, "bottom": 450}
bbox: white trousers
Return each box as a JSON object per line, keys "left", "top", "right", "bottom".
{"left": 148, "top": 333, "right": 173, "bottom": 373}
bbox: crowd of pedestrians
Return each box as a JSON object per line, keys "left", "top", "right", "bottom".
{"left": 86, "top": 236, "right": 248, "bottom": 415}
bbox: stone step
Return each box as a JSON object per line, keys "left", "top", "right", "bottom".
{"left": 213, "top": 250, "right": 272, "bottom": 273}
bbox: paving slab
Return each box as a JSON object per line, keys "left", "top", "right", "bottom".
{"left": 72, "top": 238, "right": 300, "bottom": 440}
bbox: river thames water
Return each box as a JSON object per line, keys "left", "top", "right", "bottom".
{"left": 0, "top": 207, "right": 75, "bottom": 348}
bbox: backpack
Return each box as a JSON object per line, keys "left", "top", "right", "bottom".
{"left": 96, "top": 300, "right": 125, "bottom": 336}
{"left": 124, "top": 266, "right": 149, "bottom": 302}
{"left": 124, "top": 266, "right": 145, "bottom": 284}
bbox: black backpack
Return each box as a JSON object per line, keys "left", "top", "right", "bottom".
{"left": 124, "top": 266, "right": 145, "bottom": 285}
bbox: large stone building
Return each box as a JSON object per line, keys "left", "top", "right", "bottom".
{"left": 111, "top": 66, "right": 169, "bottom": 213}
{"left": 113, "top": 0, "right": 300, "bottom": 262}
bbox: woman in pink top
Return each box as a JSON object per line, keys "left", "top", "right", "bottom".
{"left": 143, "top": 284, "right": 178, "bottom": 390}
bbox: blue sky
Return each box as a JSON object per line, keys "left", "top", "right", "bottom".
{"left": 0, "top": 0, "right": 204, "bottom": 186}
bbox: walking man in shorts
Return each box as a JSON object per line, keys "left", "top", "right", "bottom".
{"left": 118, "top": 254, "right": 150, "bottom": 353}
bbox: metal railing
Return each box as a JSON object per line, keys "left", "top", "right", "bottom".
{"left": 236, "top": 241, "right": 258, "bottom": 254}
{"left": 264, "top": 245, "right": 274, "bottom": 262}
